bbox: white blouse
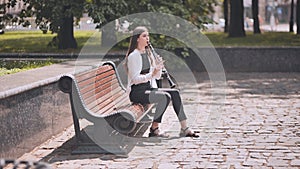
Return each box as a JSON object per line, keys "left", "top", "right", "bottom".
{"left": 126, "top": 49, "right": 162, "bottom": 93}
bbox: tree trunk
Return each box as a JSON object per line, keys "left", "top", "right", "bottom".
{"left": 223, "top": 0, "right": 229, "bottom": 33}
{"left": 297, "top": 0, "right": 300, "bottom": 34}
{"left": 101, "top": 20, "right": 117, "bottom": 47}
{"left": 252, "top": 0, "right": 261, "bottom": 34}
{"left": 228, "top": 0, "right": 245, "bottom": 37}
{"left": 289, "top": 0, "right": 294, "bottom": 32}
{"left": 58, "top": 16, "right": 77, "bottom": 49}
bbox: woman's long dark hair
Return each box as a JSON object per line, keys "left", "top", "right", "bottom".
{"left": 124, "top": 26, "right": 148, "bottom": 72}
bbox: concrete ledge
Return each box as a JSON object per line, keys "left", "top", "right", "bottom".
{"left": 1, "top": 47, "right": 299, "bottom": 72}
{"left": 0, "top": 61, "right": 77, "bottom": 159}
{"left": 216, "top": 47, "right": 300, "bottom": 72}
{"left": 0, "top": 81, "right": 72, "bottom": 158}
{"left": 180, "top": 47, "right": 300, "bottom": 72}
{"left": 0, "top": 59, "right": 113, "bottom": 159}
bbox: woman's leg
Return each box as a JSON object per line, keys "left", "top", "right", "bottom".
{"left": 149, "top": 88, "right": 199, "bottom": 137}
{"left": 159, "top": 88, "right": 187, "bottom": 122}
{"left": 147, "top": 90, "right": 171, "bottom": 137}
{"left": 148, "top": 90, "right": 171, "bottom": 123}
{"left": 159, "top": 88, "right": 198, "bottom": 137}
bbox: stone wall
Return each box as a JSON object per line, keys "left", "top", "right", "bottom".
{"left": 0, "top": 81, "right": 72, "bottom": 158}
{"left": 1, "top": 47, "right": 299, "bottom": 72}
{"left": 174, "top": 47, "right": 300, "bottom": 72}
{"left": 217, "top": 47, "right": 300, "bottom": 72}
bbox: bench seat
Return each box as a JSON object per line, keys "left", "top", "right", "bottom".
{"left": 58, "top": 61, "right": 154, "bottom": 154}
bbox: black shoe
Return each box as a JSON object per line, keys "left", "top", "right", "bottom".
{"left": 148, "top": 127, "right": 169, "bottom": 138}
{"left": 179, "top": 127, "right": 199, "bottom": 138}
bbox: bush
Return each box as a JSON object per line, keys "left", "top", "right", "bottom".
{"left": 0, "top": 59, "right": 61, "bottom": 76}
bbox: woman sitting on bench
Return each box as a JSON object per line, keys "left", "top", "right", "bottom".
{"left": 124, "top": 26, "right": 199, "bottom": 138}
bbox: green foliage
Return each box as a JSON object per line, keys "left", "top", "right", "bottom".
{"left": 3, "top": 0, "right": 218, "bottom": 49}
{"left": 4, "top": 0, "right": 86, "bottom": 49}
{"left": 19, "top": 0, "right": 85, "bottom": 33}
{"left": 0, "top": 58, "right": 61, "bottom": 76}
{"left": 68, "top": 0, "right": 219, "bottom": 31}
{"left": 86, "top": 0, "right": 127, "bottom": 27}
{"left": 124, "top": 0, "right": 218, "bottom": 30}
{"left": 0, "top": 58, "right": 59, "bottom": 69}
{"left": 113, "top": 0, "right": 219, "bottom": 51}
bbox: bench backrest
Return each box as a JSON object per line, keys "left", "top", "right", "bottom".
{"left": 75, "top": 64, "right": 130, "bottom": 116}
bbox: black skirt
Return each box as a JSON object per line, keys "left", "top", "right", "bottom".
{"left": 129, "top": 82, "right": 151, "bottom": 104}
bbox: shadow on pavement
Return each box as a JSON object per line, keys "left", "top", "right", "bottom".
{"left": 38, "top": 129, "right": 187, "bottom": 164}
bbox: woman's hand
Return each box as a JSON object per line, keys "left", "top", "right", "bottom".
{"left": 152, "top": 61, "right": 164, "bottom": 78}
{"left": 152, "top": 67, "right": 160, "bottom": 77}
{"left": 155, "top": 55, "right": 163, "bottom": 65}
{"left": 155, "top": 55, "right": 165, "bottom": 69}
{"left": 151, "top": 55, "right": 164, "bottom": 77}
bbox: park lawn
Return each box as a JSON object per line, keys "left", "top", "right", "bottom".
{"left": 0, "top": 30, "right": 95, "bottom": 53}
{"left": 0, "top": 30, "right": 95, "bottom": 76}
{"left": 204, "top": 31, "right": 300, "bottom": 47}
{"left": 0, "top": 30, "right": 300, "bottom": 54}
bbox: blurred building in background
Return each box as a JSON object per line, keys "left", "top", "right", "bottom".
{"left": 210, "top": 0, "right": 296, "bottom": 31}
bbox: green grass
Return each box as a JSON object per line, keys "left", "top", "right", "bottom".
{"left": 0, "top": 59, "right": 61, "bottom": 76}
{"left": 204, "top": 31, "right": 300, "bottom": 47}
{"left": 0, "top": 30, "right": 94, "bottom": 53}
{"left": 0, "top": 30, "right": 94, "bottom": 76}
{"left": 1, "top": 30, "right": 299, "bottom": 54}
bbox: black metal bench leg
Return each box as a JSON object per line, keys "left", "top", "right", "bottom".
{"left": 69, "top": 95, "right": 82, "bottom": 142}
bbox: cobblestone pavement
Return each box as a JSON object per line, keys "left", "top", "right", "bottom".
{"left": 19, "top": 73, "right": 300, "bottom": 169}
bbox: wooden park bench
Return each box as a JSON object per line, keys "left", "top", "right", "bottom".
{"left": 58, "top": 61, "right": 155, "bottom": 155}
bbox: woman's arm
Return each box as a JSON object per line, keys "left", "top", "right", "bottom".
{"left": 127, "top": 51, "right": 153, "bottom": 85}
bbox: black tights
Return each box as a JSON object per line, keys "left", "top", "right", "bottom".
{"left": 130, "top": 83, "right": 187, "bottom": 123}
{"left": 149, "top": 88, "right": 187, "bottom": 123}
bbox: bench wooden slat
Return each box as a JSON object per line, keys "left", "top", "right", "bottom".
{"left": 89, "top": 86, "right": 127, "bottom": 112}
{"left": 84, "top": 82, "right": 122, "bottom": 108}
{"left": 75, "top": 65, "right": 112, "bottom": 83}
{"left": 88, "top": 87, "right": 125, "bottom": 112}
{"left": 77, "top": 70, "right": 115, "bottom": 92}
{"left": 80, "top": 78, "right": 119, "bottom": 103}
{"left": 95, "top": 92, "right": 130, "bottom": 113}
{"left": 93, "top": 91, "right": 130, "bottom": 115}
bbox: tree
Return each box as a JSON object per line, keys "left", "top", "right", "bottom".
{"left": 289, "top": 0, "right": 294, "bottom": 32}
{"left": 124, "top": 0, "right": 218, "bottom": 30}
{"left": 228, "top": 0, "right": 245, "bottom": 37}
{"left": 297, "top": 0, "right": 300, "bottom": 34}
{"left": 252, "top": 0, "right": 261, "bottom": 34}
{"left": 87, "top": 0, "right": 217, "bottom": 46}
{"left": 6, "top": 0, "right": 85, "bottom": 49}
{"left": 86, "top": 0, "right": 127, "bottom": 47}
{"left": 223, "top": 0, "right": 229, "bottom": 33}
{"left": 4, "top": 0, "right": 217, "bottom": 49}
{"left": 0, "top": 3, "right": 5, "bottom": 33}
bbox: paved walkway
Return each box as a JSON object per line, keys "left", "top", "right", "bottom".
{"left": 18, "top": 72, "right": 300, "bottom": 169}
